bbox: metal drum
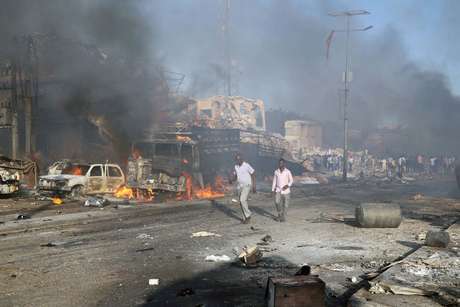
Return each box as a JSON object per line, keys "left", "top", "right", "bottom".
{"left": 356, "top": 203, "right": 402, "bottom": 228}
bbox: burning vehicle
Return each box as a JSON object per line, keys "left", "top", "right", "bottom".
{"left": 38, "top": 161, "right": 125, "bottom": 197}
{"left": 127, "top": 127, "right": 238, "bottom": 198}
{"left": 0, "top": 156, "right": 37, "bottom": 195}
{"left": 128, "top": 126, "right": 303, "bottom": 198}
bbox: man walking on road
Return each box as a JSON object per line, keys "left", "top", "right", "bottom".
{"left": 232, "top": 153, "right": 256, "bottom": 223}
{"left": 272, "top": 158, "right": 293, "bottom": 222}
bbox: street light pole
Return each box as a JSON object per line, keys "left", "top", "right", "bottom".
{"left": 328, "top": 10, "right": 372, "bottom": 182}
{"left": 343, "top": 14, "right": 350, "bottom": 182}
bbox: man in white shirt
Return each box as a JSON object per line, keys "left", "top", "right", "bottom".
{"left": 272, "top": 158, "right": 293, "bottom": 222}
{"left": 231, "top": 153, "right": 256, "bottom": 223}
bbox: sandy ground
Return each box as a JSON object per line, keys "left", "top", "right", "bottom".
{"left": 0, "top": 178, "right": 459, "bottom": 306}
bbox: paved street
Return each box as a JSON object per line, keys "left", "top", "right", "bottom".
{"left": 1, "top": 178, "right": 459, "bottom": 306}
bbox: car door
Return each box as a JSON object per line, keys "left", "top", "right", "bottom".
{"left": 105, "top": 164, "right": 125, "bottom": 192}
{"left": 87, "top": 164, "right": 105, "bottom": 194}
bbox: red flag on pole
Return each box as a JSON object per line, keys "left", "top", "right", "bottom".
{"left": 326, "top": 30, "right": 335, "bottom": 60}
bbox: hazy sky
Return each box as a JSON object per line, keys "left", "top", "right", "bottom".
{"left": 149, "top": 0, "right": 460, "bottom": 98}
{"left": 347, "top": 0, "right": 460, "bottom": 94}
{"left": 3, "top": 0, "right": 459, "bottom": 153}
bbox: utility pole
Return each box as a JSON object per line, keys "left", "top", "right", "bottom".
{"left": 328, "top": 10, "right": 372, "bottom": 181}
{"left": 223, "top": 0, "right": 232, "bottom": 96}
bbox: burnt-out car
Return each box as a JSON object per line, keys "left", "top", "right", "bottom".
{"left": 38, "top": 161, "right": 125, "bottom": 196}
{"left": 0, "top": 155, "right": 37, "bottom": 195}
{"left": 0, "top": 166, "right": 20, "bottom": 194}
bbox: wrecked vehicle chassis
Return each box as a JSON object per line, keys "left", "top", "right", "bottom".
{"left": 38, "top": 163, "right": 125, "bottom": 196}
{"left": 0, "top": 155, "right": 37, "bottom": 195}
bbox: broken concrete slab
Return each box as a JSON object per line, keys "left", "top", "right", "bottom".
{"left": 425, "top": 230, "right": 450, "bottom": 248}
{"left": 349, "top": 221, "right": 460, "bottom": 306}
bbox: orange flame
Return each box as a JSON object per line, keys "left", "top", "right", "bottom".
{"left": 70, "top": 166, "right": 83, "bottom": 176}
{"left": 114, "top": 185, "right": 155, "bottom": 201}
{"left": 52, "top": 196, "right": 63, "bottom": 205}
{"left": 194, "top": 185, "right": 225, "bottom": 199}
{"left": 176, "top": 172, "right": 225, "bottom": 200}
{"left": 114, "top": 186, "right": 134, "bottom": 199}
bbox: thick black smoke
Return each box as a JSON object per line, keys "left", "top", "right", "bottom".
{"left": 0, "top": 0, "right": 166, "bottom": 161}
{"left": 150, "top": 0, "right": 460, "bottom": 155}
{"left": 2, "top": 0, "right": 460, "bottom": 158}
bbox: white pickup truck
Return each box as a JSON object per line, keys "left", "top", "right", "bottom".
{"left": 38, "top": 161, "right": 125, "bottom": 197}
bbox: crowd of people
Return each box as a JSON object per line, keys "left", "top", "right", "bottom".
{"left": 305, "top": 149, "right": 457, "bottom": 179}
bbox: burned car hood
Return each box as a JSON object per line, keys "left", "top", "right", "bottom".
{"left": 40, "top": 174, "right": 82, "bottom": 181}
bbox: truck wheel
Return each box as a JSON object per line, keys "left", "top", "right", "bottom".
{"left": 71, "top": 185, "right": 83, "bottom": 199}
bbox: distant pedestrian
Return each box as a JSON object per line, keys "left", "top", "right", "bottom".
{"left": 231, "top": 153, "right": 256, "bottom": 224}
{"left": 272, "top": 158, "right": 293, "bottom": 222}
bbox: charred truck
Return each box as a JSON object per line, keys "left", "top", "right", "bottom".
{"left": 127, "top": 95, "right": 304, "bottom": 194}
{"left": 127, "top": 127, "right": 303, "bottom": 194}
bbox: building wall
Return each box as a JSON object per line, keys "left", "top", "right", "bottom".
{"left": 285, "top": 120, "right": 322, "bottom": 149}
{"left": 192, "top": 96, "right": 266, "bottom": 131}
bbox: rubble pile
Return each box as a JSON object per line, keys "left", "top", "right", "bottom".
{"left": 192, "top": 96, "right": 265, "bottom": 132}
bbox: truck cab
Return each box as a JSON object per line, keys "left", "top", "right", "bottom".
{"left": 129, "top": 137, "right": 200, "bottom": 193}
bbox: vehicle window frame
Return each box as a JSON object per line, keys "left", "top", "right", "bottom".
{"left": 89, "top": 165, "right": 103, "bottom": 177}
{"left": 108, "top": 166, "right": 123, "bottom": 178}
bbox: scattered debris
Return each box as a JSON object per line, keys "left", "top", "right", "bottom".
{"left": 369, "top": 281, "right": 435, "bottom": 296}
{"left": 425, "top": 230, "right": 450, "bottom": 248}
{"left": 191, "top": 231, "right": 221, "bottom": 238}
{"left": 135, "top": 247, "right": 154, "bottom": 253}
{"left": 416, "top": 231, "right": 427, "bottom": 241}
{"left": 148, "top": 279, "right": 159, "bottom": 286}
{"left": 296, "top": 243, "right": 313, "bottom": 248}
{"left": 295, "top": 265, "right": 311, "bottom": 276}
{"left": 319, "top": 263, "right": 354, "bottom": 272}
{"left": 205, "top": 254, "right": 231, "bottom": 262}
{"left": 238, "top": 246, "right": 263, "bottom": 265}
{"left": 16, "top": 214, "right": 31, "bottom": 220}
{"left": 261, "top": 234, "right": 273, "bottom": 243}
{"left": 136, "top": 233, "right": 154, "bottom": 240}
{"left": 369, "top": 282, "right": 386, "bottom": 294}
{"left": 295, "top": 174, "right": 320, "bottom": 185}
{"left": 348, "top": 276, "right": 358, "bottom": 284}
{"left": 363, "top": 260, "right": 406, "bottom": 280}
{"left": 40, "top": 240, "right": 84, "bottom": 248}
{"left": 84, "top": 197, "right": 109, "bottom": 208}
{"left": 412, "top": 193, "right": 424, "bottom": 201}
{"left": 177, "top": 288, "right": 195, "bottom": 297}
